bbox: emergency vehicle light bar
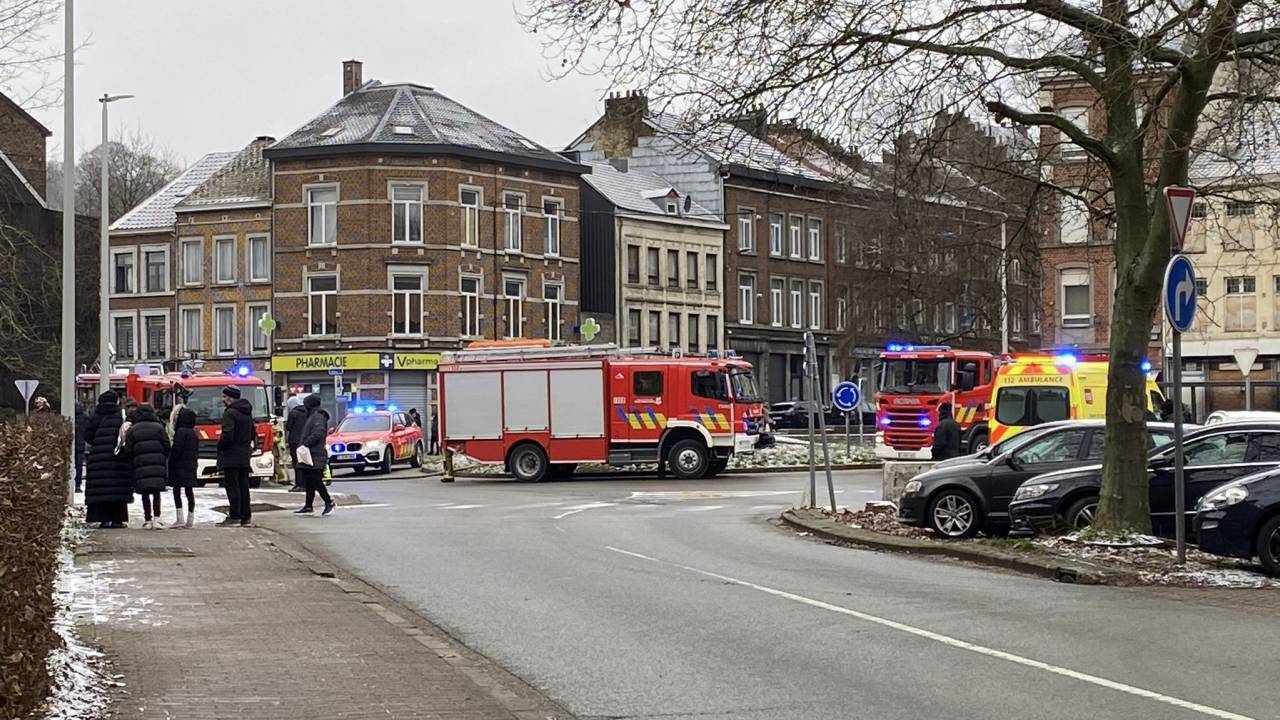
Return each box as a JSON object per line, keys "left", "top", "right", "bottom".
{"left": 447, "top": 343, "right": 668, "bottom": 364}
{"left": 885, "top": 344, "right": 951, "bottom": 353}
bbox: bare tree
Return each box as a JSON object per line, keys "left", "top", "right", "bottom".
{"left": 0, "top": 0, "right": 63, "bottom": 110}
{"left": 524, "top": 0, "right": 1280, "bottom": 534}
{"left": 45, "top": 125, "right": 182, "bottom": 221}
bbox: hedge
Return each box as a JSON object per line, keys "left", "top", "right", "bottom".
{"left": 0, "top": 417, "right": 71, "bottom": 719}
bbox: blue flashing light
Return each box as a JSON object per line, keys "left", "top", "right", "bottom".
{"left": 1052, "top": 353, "right": 1078, "bottom": 367}
{"left": 879, "top": 416, "right": 892, "bottom": 428}
{"left": 886, "top": 343, "right": 903, "bottom": 352}
{"left": 387, "top": 404, "right": 399, "bottom": 413}
{"left": 918, "top": 416, "right": 932, "bottom": 428}
{"left": 226, "top": 361, "right": 253, "bottom": 378}
{"left": 1140, "top": 359, "right": 1152, "bottom": 373}
{"left": 331, "top": 443, "right": 346, "bottom": 453}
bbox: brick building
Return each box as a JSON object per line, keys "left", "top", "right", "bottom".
{"left": 261, "top": 61, "right": 586, "bottom": 415}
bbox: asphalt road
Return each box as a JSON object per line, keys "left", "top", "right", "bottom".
{"left": 259, "top": 468, "right": 1280, "bottom": 720}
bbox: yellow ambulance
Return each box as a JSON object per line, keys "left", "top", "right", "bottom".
{"left": 987, "top": 353, "right": 1164, "bottom": 445}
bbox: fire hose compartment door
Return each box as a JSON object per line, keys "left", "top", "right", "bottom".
{"left": 443, "top": 370, "right": 502, "bottom": 440}
{"left": 550, "top": 368, "right": 605, "bottom": 438}
{"left": 504, "top": 370, "right": 549, "bottom": 432}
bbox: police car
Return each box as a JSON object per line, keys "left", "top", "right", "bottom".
{"left": 327, "top": 406, "right": 425, "bottom": 474}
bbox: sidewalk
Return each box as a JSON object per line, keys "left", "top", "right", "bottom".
{"left": 71, "top": 517, "right": 573, "bottom": 719}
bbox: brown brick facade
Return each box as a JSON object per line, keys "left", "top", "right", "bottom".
{"left": 0, "top": 95, "right": 50, "bottom": 196}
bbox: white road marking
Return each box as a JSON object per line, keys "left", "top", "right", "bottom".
{"left": 859, "top": 490, "right": 878, "bottom": 494}
{"left": 749, "top": 504, "right": 786, "bottom": 511}
{"left": 603, "top": 546, "right": 1255, "bottom": 720}
{"left": 432, "top": 503, "right": 459, "bottom": 507}
{"left": 628, "top": 490, "right": 796, "bottom": 500}
{"left": 441, "top": 504, "right": 486, "bottom": 510}
{"left": 553, "top": 503, "right": 616, "bottom": 520}
{"left": 680, "top": 505, "right": 725, "bottom": 512}
{"left": 509, "top": 502, "right": 569, "bottom": 509}
{"left": 329, "top": 503, "right": 391, "bottom": 510}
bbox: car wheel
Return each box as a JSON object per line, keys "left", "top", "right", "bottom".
{"left": 1256, "top": 515, "right": 1280, "bottom": 577}
{"left": 706, "top": 457, "right": 729, "bottom": 477}
{"left": 381, "top": 452, "right": 393, "bottom": 475}
{"left": 409, "top": 442, "right": 423, "bottom": 468}
{"left": 1065, "top": 496, "right": 1099, "bottom": 530}
{"left": 668, "top": 439, "right": 709, "bottom": 479}
{"left": 927, "top": 489, "right": 981, "bottom": 538}
{"left": 509, "top": 443, "right": 548, "bottom": 482}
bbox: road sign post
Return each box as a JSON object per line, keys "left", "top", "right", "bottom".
{"left": 1165, "top": 253, "right": 1197, "bottom": 564}
{"left": 1233, "top": 347, "right": 1259, "bottom": 411}
{"left": 14, "top": 379, "right": 38, "bottom": 416}
{"left": 832, "top": 380, "right": 862, "bottom": 458}
{"left": 802, "top": 332, "right": 836, "bottom": 512}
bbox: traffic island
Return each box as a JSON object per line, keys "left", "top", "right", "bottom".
{"left": 780, "top": 506, "right": 1280, "bottom": 588}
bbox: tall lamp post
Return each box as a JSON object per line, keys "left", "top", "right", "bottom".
{"left": 60, "top": 0, "right": 75, "bottom": 421}
{"left": 97, "top": 93, "right": 134, "bottom": 394}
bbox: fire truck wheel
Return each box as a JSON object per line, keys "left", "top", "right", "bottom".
{"left": 509, "top": 443, "right": 549, "bottom": 482}
{"left": 968, "top": 430, "right": 990, "bottom": 454}
{"left": 668, "top": 439, "right": 709, "bottom": 480}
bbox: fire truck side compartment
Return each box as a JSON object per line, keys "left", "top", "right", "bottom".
{"left": 504, "top": 371, "right": 550, "bottom": 432}
{"left": 444, "top": 371, "right": 503, "bottom": 439}
{"left": 549, "top": 369, "right": 605, "bottom": 438}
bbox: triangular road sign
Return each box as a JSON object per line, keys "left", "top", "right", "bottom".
{"left": 1164, "top": 186, "right": 1197, "bottom": 249}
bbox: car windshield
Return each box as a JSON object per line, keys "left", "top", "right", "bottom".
{"left": 988, "top": 425, "right": 1059, "bottom": 458}
{"left": 183, "top": 385, "right": 271, "bottom": 423}
{"left": 729, "top": 369, "right": 761, "bottom": 403}
{"left": 338, "top": 416, "right": 392, "bottom": 433}
{"left": 995, "top": 386, "right": 1069, "bottom": 426}
{"left": 880, "top": 359, "right": 951, "bottom": 394}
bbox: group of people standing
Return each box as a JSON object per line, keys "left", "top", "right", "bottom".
{"left": 283, "top": 393, "right": 336, "bottom": 516}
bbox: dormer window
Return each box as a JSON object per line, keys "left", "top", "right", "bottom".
{"left": 321, "top": 127, "right": 342, "bottom": 138}
{"left": 392, "top": 125, "right": 415, "bottom": 136}
{"left": 666, "top": 200, "right": 679, "bottom": 215}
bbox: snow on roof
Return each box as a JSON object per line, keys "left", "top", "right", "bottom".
{"left": 646, "top": 112, "right": 834, "bottom": 183}
{"left": 110, "top": 151, "right": 237, "bottom": 232}
{"left": 582, "top": 161, "right": 721, "bottom": 223}
{"left": 177, "top": 137, "right": 272, "bottom": 209}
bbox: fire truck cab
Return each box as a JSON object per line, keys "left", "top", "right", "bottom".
{"left": 439, "top": 343, "right": 769, "bottom": 481}
{"left": 874, "top": 344, "right": 998, "bottom": 460}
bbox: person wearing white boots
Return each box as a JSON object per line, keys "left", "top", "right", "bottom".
{"left": 123, "top": 404, "right": 171, "bottom": 530}
{"left": 168, "top": 406, "right": 199, "bottom": 528}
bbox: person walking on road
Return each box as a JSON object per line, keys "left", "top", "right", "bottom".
{"left": 84, "top": 391, "right": 133, "bottom": 528}
{"left": 408, "top": 408, "right": 422, "bottom": 428}
{"left": 125, "top": 404, "right": 171, "bottom": 529}
{"left": 294, "top": 394, "right": 335, "bottom": 516}
{"left": 74, "top": 401, "right": 89, "bottom": 493}
{"left": 216, "top": 386, "right": 255, "bottom": 527}
{"left": 168, "top": 406, "right": 199, "bottom": 528}
{"left": 284, "top": 395, "right": 309, "bottom": 492}
{"left": 931, "top": 403, "right": 962, "bottom": 461}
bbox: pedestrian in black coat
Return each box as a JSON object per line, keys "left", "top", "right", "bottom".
{"left": 294, "top": 394, "right": 335, "bottom": 516}
{"left": 84, "top": 391, "right": 133, "bottom": 528}
{"left": 168, "top": 406, "right": 199, "bottom": 528}
{"left": 125, "top": 404, "right": 170, "bottom": 529}
{"left": 74, "top": 401, "right": 89, "bottom": 493}
{"left": 931, "top": 403, "right": 963, "bottom": 461}
{"left": 284, "top": 400, "right": 309, "bottom": 492}
{"left": 216, "top": 386, "right": 256, "bottom": 527}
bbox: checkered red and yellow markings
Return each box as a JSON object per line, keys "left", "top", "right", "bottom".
{"left": 613, "top": 406, "right": 733, "bottom": 432}
{"left": 953, "top": 401, "right": 989, "bottom": 425}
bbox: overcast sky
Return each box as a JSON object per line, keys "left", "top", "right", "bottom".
{"left": 28, "top": 0, "right": 607, "bottom": 166}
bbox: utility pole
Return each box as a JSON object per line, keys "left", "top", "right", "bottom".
{"left": 98, "top": 93, "right": 134, "bottom": 393}
{"left": 61, "top": 0, "right": 76, "bottom": 501}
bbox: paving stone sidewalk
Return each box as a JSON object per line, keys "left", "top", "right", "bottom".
{"left": 74, "top": 523, "right": 572, "bottom": 720}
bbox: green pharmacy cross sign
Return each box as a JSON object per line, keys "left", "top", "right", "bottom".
{"left": 258, "top": 312, "right": 278, "bottom": 336}
{"left": 580, "top": 317, "right": 601, "bottom": 342}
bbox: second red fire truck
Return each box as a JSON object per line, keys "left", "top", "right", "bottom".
{"left": 439, "top": 343, "right": 769, "bottom": 481}
{"left": 874, "top": 344, "right": 998, "bottom": 460}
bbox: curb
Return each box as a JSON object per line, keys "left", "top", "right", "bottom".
{"left": 447, "top": 462, "right": 883, "bottom": 480}
{"left": 780, "top": 508, "right": 1135, "bottom": 585}
{"left": 210, "top": 490, "right": 364, "bottom": 515}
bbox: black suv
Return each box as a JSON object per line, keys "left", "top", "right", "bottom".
{"left": 897, "top": 421, "right": 1179, "bottom": 537}
{"left": 1008, "top": 422, "right": 1280, "bottom": 537}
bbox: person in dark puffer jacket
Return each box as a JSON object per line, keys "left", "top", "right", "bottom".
{"left": 294, "top": 394, "right": 335, "bottom": 516}
{"left": 84, "top": 391, "right": 133, "bottom": 528}
{"left": 125, "top": 404, "right": 171, "bottom": 529}
{"left": 168, "top": 406, "right": 199, "bottom": 528}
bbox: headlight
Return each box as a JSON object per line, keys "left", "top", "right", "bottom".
{"left": 1013, "top": 483, "right": 1059, "bottom": 501}
{"left": 903, "top": 480, "right": 922, "bottom": 494}
{"left": 364, "top": 439, "right": 384, "bottom": 452}
{"left": 1198, "top": 485, "right": 1248, "bottom": 511}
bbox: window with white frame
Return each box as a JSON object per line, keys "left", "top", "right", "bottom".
{"left": 687, "top": 313, "right": 699, "bottom": 350}
{"left": 809, "top": 283, "right": 823, "bottom": 329}
{"left": 686, "top": 251, "right": 699, "bottom": 290}
{"left": 112, "top": 249, "right": 135, "bottom": 294}
{"left": 543, "top": 199, "right": 562, "bottom": 256}
{"left": 142, "top": 313, "right": 167, "bottom": 360}
{"left": 646, "top": 247, "right": 660, "bottom": 286}
{"left": 504, "top": 275, "right": 526, "bottom": 338}
{"left": 460, "top": 275, "right": 481, "bottom": 337}
{"left": 248, "top": 235, "right": 271, "bottom": 282}
{"left": 666, "top": 249, "right": 680, "bottom": 289}
{"left": 214, "top": 237, "right": 236, "bottom": 283}
{"left": 180, "top": 307, "right": 202, "bottom": 354}
{"left": 1058, "top": 105, "right": 1089, "bottom": 160}
{"left": 180, "top": 238, "right": 202, "bottom": 286}
{"left": 1225, "top": 275, "right": 1257, "bottom": 332}
{"left": 837, "top": 291, "right": 848, "bottom": 331}
{"left": 307, "top": 187, "right": 338, "bottom": 246}
{"left": 1009, "top": 258, "right": 1022, "bottom": 284}
{"left": 1060, "top": 268, "right": 1091, "bottom": 327}
{"left": 789, "top": 216, "right": 803, "bottom": 258}
{"left": 807, "top": 218, "right": 822, "bottom": 261}
{"left": 789, "top": 279, "right": 804, "bottom": 329}
{"left": 626, "top": 245, "right": 641, "bottom": 284}
{"left": 1012, "top": 300, "right": 1024, "bottom": 336}
{"left": 836, "top": 225, "right": 848, "bottom": 264}
{"left": 737, "top": 208, "right": 755, "bottom": 252}
{"left": 544, "top": 282, "right": 563, "bottom": 341}
{"left": 1059, "top": 192, "right": 1089, "bottom": 244}
{"left": 1031, "top": 308, "right": 1041, "bottom": 334}
{"left": 391, "top": 184, "right": 424, "bottom": 244}
{"left": 143, "top": 247, "right": 167, "bottom": 293}
{"left": 460, "top": 188, "right": 480, "bottom": 246}
{"left": 627, "top": 309, "right": 641, "bottom": 346}
{"left": 648, "top": 310, "right": 661, "bottom": 345}
{"left": 769, "top": 213, "right": 784, "bottom": 256}
{"left": 770, "top": 278, "right": 784, "bottom": 327}
{"left": 247, "top": 304, "right": 270, "bottom": 353}
{"left": 391, "top": 271, "right": 426, "bottom": 335}
{"left": 944, "top": 302, "right": 957, "bottom": 334}
{"left": 308, "top": 275, "right": 338, "bottom": 335}
{"left": 705, "top": 254, "right": 717, "bottom": 291}
{"left": 738, "top": 273, "right": 756, "bottom": 324}
{"left": 113, "top": 315, "right": 136, "bottom": 360}
{"left": 668, "top": 312, "right": 680, "bottom": 347}
{"left": 503, "top": 193, "right": 523, "bottom": 251}
{"left": 214, "top": 306, "right": 236, "bottom": 356}
{"left": 706, "top": 315, "right": 719, "bottom": 349}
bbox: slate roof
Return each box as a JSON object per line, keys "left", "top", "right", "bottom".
{"left": 110, "top": 151, "right": 236, "bottom": 232}
{"left": 582, "top": 161, "right": 723, "bottom": 224}
{"left": 177, "top": 137, "right": 272, "bottom": 209}
{"left": 646, "top": 113, "right": 835, "bottom": 184}
{"left": 266, "top": 81, "right": 583, "bottom": 173}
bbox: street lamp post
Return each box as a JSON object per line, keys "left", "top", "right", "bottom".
{"left": 60, "top": 0, "right": 75, "bottom": 422}
{"left": 98, "top": 93, "right": 134, "bottom": 394}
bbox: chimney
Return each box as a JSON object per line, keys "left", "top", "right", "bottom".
{"left": 729, "top": 106, "right": 768, "bottom": 139}
{"left": 603, "top": 89, "right": 649, "bottom": 125}
{"left": 608, "top": 157, "right": 629, "bottom": 173}
{"left": 343, "top": 59, "right": 363, "bottom": 96}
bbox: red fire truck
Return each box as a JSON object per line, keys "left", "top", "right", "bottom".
{"left": 76, "top": 369, "right": 276, "bottom": 486}
{"left": 874, "top": 344, "right": 998, "bottom": 460}
{"left": 439, "top": 343, "right": 769, "bottom": 481}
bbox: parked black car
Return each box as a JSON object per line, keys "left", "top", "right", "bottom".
{"left": 1196, "top": 467, "right": 1280, "bottom": 576}
{"left": 932, "top": 420, "right": 1077, "bottom": 469}
{"left": 898, "top": 421, "right": 1179, "bottom": 537}
{"left": 1008, "top": 422, "right": 1280, "bottom": 538}
{"left": 768, "top": 401, "right": 870, "bottom": 430}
